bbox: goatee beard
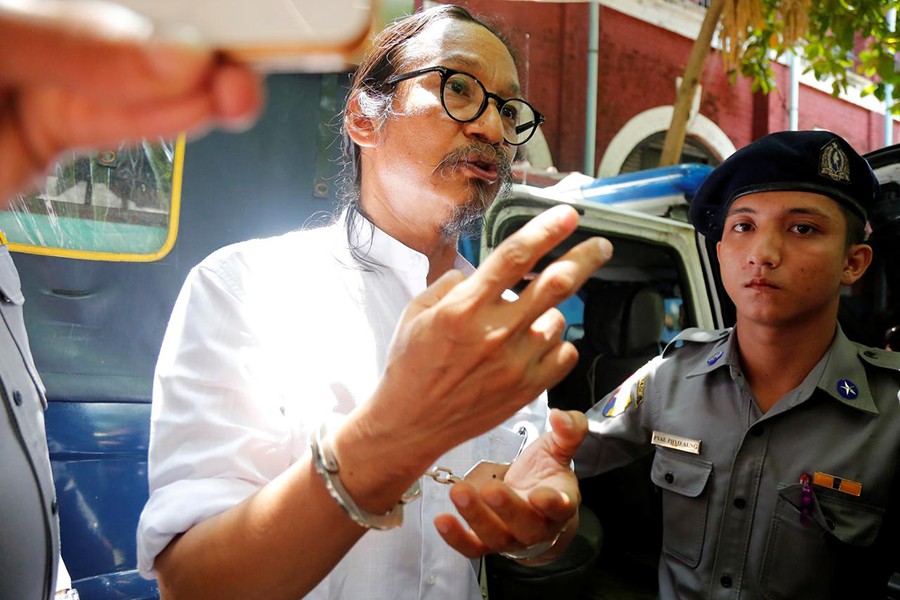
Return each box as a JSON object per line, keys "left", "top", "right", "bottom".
{"left": 433, "top": 142, "right": 513, "bottom": 240}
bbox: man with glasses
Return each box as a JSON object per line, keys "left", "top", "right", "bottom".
{"left": 137, "top": 5, "right": 609, "bottom": 600}
{"left": 384, "top": 65, "right": 544, "bottom": 145}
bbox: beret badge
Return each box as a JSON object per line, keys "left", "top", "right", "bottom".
{"left": 819, "top": 139, "right": 851, "bottom": 184}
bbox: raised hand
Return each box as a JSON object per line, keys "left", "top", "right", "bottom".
{"left": 334, "top": 205, "right": 611, "bottom": 515}
{"left": 434, "top": 409, "right": 588, "bottom": 562}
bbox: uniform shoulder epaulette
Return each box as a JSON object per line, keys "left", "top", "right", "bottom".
{"left": 662, "top": 327, "right": 730, "bottom": 357}
{"left": 856, "top": 345, "right": 900, "bottom": 372}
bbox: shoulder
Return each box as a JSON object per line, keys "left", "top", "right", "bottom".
{"left": 181, "top": 225, "right": 341, "bottom": 303}
{"left": 0, "top": 244, "right": 23, "bottom": 304}
{"left": 200, "top": 224, "right": 337, "bottom": 276}
{"left": 842, "top": 342, "right": 900, "bottom": 414}
{"left": 852, "top": 343, "right": 900, "bottom": 374}
{"left": 204, "top": 225, "right": 334, "bottom": 269}
{"left": 661, "top": 327, "right": 730, "bottom": 358}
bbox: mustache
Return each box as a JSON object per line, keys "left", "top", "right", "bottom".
{"left": 435, "top": 142, "right": 515, "bottom": 241}
{"left": 433, "top": 142, "right": 513, "bottom": 185}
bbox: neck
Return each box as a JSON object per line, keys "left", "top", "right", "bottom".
{"left": 354, "top": 201, "right": 461, "bottom": 286}
{"left": 734, "top": 315, "right": 837, "bottom": 413}
{"left": 425, "top": 244, "right": 461, "bottom": 285}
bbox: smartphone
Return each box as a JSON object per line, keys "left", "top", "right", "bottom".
{"left": 0, "top": 0, "right": 375, "bottom": 71}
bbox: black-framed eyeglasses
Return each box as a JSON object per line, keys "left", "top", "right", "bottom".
{"left": 383, "top": 66, "right": 545, "bottom": 146}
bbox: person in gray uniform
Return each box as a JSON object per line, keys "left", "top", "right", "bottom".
{"left": 0, "top": 248, "right": 59, "bottom": 599}
{"left": 576, "top": 130, "right": 900, "bottom": 599}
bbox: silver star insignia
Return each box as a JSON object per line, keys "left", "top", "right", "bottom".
{"left": 840, "top": 381, "right": 857, "bottom": 397}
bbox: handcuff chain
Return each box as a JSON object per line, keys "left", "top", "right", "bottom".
{"left": 424, "top": 466, "right": 461, "bottom": 485}
{"left": 422, "top": 426, "right": 527, "bottom": 487}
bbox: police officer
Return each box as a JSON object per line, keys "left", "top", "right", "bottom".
{"left": 1, "top": 241, "right": 59, "bottom": 599}
{"left": 576, "top": 130, "right": 900, "bottom": 598}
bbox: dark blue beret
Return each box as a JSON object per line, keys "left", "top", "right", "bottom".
{"left": 689, "top": 130, "right": 878, "bottom": 240}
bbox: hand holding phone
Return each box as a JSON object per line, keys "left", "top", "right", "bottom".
{"left": 0, "top": 0, "right": 270, "bottom": 202}
{"left": 0, "top": 0, "right": 375, "bottom": 71}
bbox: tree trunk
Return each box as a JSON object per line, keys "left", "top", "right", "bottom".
{"left": 658, "top": 0, "right": 726, "bottom": 166}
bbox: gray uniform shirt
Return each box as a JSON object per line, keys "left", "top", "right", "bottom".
{"left": 0, "top": 243, "right": 58, "bottom": 600}
{"left": 576, "top": 326, "right": 900, "bottom": 599}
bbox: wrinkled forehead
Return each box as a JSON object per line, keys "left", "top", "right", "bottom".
{"left": 404, "top": 19, "right": 521, "bottom": 97}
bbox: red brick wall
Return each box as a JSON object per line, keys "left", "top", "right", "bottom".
{"left": 418, "top": 0, "right": 590, "bottom": 170}
{"left": 417, "top": 1, "right": 900, "bottom": 172}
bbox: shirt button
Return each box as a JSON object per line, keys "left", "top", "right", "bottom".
{"left": 664, "top": 472, "right": 675, "bottom": 484}
{"left": 721, "top": 575, "right": 733, "bottom": 588}
{"left": 733, "top": 497, "right": 746, "bottom": 510}
{"left": 51, "top": 498, "right": 59, "bottom": 514}
{"left": 13, "top": 390, "right": 23, "bottom": 406}
{"left": 426, "top": 573, "right": 437, "bottom": 585}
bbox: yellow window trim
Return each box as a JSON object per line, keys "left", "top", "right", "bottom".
{"left": 8, "top": 134, "right": 186, "bottom": 263}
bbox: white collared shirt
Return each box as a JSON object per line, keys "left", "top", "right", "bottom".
{"left": 137, "top": 213, "right": 547, "bottom": 600}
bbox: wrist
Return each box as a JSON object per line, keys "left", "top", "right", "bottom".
{"left": 500, "top": 517, "right": 574, "bottom": 566}
{"left": 311, "top": 419, "right": 418, "bottom": 530}
{"left": 327, "top": 412, "right": 425, "bottom": 515}
{"left": 499, "top": 533, "right": 560, "bottom": 564}
{"left": 332, "top": 401, "right": 440, "bottom": 502}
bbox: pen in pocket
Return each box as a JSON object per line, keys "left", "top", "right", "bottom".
{"left": 799, "top": 472, "right": 812, "bottom": 525}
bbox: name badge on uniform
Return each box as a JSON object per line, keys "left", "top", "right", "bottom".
{"left": 651, "top": 430, "right": 701, "bottom": 455}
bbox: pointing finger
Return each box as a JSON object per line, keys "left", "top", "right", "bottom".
{"left": 403, "top": 269, "right": 468, "bottom": 317}
{"left": 451, "top": 205, "right": 580, "bottom": 305}
{"left": 512, "top": 235, "right": 613, "bottom": 331}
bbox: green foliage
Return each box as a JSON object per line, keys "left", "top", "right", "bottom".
{"left": 734, "top": 0, "right": 900, "bottom": 113}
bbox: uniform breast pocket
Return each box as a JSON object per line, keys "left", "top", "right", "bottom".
{"left": 759, "top": 483, "right": 884, "bottom": 600}
{"left": 650, "top": 449, "right": 713, "bottom": 568}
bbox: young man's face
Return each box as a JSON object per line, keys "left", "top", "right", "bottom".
{"left": 356, "top": 19, "right": 519, "bottom": 241}
{"left": 716, "top": 191, "right": 872, "bottom": 329}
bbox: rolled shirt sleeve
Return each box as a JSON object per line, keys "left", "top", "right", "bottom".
{"left": 137, "top": 246, "right": 299, "bottom": 576}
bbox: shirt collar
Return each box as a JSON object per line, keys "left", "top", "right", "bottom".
{"left": 686, "top": 329, "right": 735, "bottom": 377}
{"left": 688, "top": 326, "right": 879, "bottom": 415}
{"left": 342, "top": 208, "right": 475, "bottom": 278}
{"left": 815, "top": 326, "right": 879, "bottom": 415}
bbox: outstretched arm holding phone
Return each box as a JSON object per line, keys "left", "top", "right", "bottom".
{"left": 0, "top": 14, "right": 263, "bottom": 205}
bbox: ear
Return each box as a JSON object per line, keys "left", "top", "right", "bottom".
{"left": 344, "top": 92, "right": 379, "bottom": 148}
{"left": 841, "top": 243, "right": 873, "bottom": 286}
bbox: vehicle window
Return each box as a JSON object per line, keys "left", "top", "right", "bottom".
{"left": 568, "top": 232, "right": 693, "bottom": 347}
{"left": 661, "top": 297, "right": 685, "bottom": 343}
{"left": 501, "top": 224, "right": 696, "bottom": 352}
{"left": 546, "top": 230, "right": 693, "bottom": 417}
{"left": 0, "top": 136, "right": 184, "bottom": 261}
